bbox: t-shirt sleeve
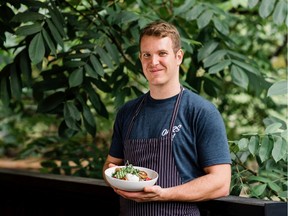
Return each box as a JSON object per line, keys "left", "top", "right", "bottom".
{"left": 108, "top": 108, "right": 125, "bottom": 159}
{"left": 108, "top": 97, "right": 142, "bottom": 159}
{"left": 196, "top": 108, "right": 232, "bottom": 167}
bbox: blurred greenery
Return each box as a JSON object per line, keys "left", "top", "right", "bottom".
{"left": 0, "top": 0, "right": 287, "bottom": 201}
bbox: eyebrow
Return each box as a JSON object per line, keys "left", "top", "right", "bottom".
{"left": 141, "top": 49, "right": 169, "bottom": 53}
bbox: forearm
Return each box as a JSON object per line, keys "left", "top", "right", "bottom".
{"left": 102, "top": 161, "right": 111, "bottom": 185}
{"left": 102, "top": 155, "right": 123, "bottom": 185}
{"left": 162, "top": 164, "right": 231, "bottom": 202}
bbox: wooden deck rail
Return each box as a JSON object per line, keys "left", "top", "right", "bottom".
{"left": 0, "top": 168, "right": 286, "bottom": 216}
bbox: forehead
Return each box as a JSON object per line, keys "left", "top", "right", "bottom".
{"left": 140, "top": 35, "right": 173, "bottom": 52}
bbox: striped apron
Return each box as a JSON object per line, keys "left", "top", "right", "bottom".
{"left": 120, "top": 87, "right": 200, "bottom": 216}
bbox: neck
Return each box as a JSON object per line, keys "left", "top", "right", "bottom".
{"left": 149, "top": 83, "right": 181, "bottom": 99}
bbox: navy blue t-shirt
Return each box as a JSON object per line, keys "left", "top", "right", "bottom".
{"left": 109, "top": 89, "right": 231, "bottom": 183}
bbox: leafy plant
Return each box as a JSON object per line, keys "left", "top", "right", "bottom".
{"left": 230, "top": 83, "right": 287, "bottom": 201}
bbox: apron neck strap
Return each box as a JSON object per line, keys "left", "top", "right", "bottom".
{"left": 168, "top": 86, "right": 184, "bottom": 138}
{"left": 125, "top": 86, "right": 184, "bottom": 141}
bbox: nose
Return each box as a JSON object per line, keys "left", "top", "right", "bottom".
{"left": 151, "top": 55, "right": 159, "bottom": 65}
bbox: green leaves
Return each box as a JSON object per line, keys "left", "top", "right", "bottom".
{"left": 250, "top": 0, "right": 287, "bottom": 26}
{"left": 11, "top": 11, "right": 45, "bottom": 23}
{"left": 203, "top": 50, "right": 227, "bottom": 68}
{"left": 197, "top": 9, "right": 213, "bottom": 29}
{"left": 105, "top": 40, "right": 120, "bottom": 65}
{"left": 10, "top": 64, "right": 22, "bottom": 100}
{"left": 113, "top": 11, "right": 139, "bottom": 25}
{"left": 231, "top": 59, "right": 260, "bottom": 76}
{"left": 69, "top": 68, "right": 84, "bottom": 88}
{"left": 238, "top": 138, "right": 249, "bottom": 150}
{"left": 197, "top": 41, "right": 219, "bottom": 61}
{"left": 248, "top": 0, "right": 259, "bottom": 9}
{"left": 37, "top": 91, "right": 66, "bottom": 113}
{"left": 265, "top": 122, "right": 283, "bottom": 134}
{"left": 90, "top": 55, "right": 105, "bottom": 77}
{"left": 199, "top": 43, "right": 261, "bottom": 90}
{"left": 259, "top": 0, "right": 276, "bottom": 18}
{"left": 15, "top": 23, "right": 42, "bottom": 36}
{"left": 259, "top": 135, "right": 273, "bottom": 162}
{"left": 186, "top": 4, "right": 205, "bottom": 21}
{"left": 237, "top": 130, "right": 288, "bottom": 163}
{"left": 213, "top": 18, "right": 229, "bottom": 35}
{"left": 267, "top": 80, "right": 288, "bottom": 96}
{"left": 28, "top": 33, "right": 45, "bottom": 64}
{"left": 173, "top": 0, "right": 196, "bottom": 16}
{"left": 84, "top": 82, "right": 108, "bottom": 119}
{"left": 251, "top": 184, "right": 267, "bottom": 197}
{"left": 248, "top": 136, "right": 259, "bottom": 156}
{"left": 272, "top": 137, "right": 286, "bottom": 163}
{"left": 64, "top": 101, "right": 81, "bottom": 131}
{"left": 0, "top": 75, "right": 10, "bottom": 107}
{"left": 82, "top": 104, "right": 96, "bottom": 137}
{"left": 208, "top": 60, "right": 231, "bottom": 74}
{"left": 232, "top": 115, "right": 287, "bottom": 199}
{"left": 42, "top": 28, "right": 57, "bottom": 56}
{"left": 46, "top": 18, "right": 64, "bottom": 48}
{"left": 95, "top": 47, "right": 114, "bottom": 69}
{"left": 273, "top": 1, "right": 287, "bottom": 25}
{"left": 240, "top": 124, "right": 287, "bottom": 163}
{"left": 231, "top": 65, "right": 249, "bottom": 90}
{"left": 13, "top": 4, "right": 64, "bottom": 64}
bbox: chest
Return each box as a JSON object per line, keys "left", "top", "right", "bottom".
{"left": 131, "top": 103, "right": 175, "bottom": 139}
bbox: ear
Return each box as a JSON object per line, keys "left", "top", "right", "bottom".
{"left": 176, "top": 49, "right": 184, "bottom": 65}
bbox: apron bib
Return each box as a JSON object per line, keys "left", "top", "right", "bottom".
{"left": 120, "top": 87, "right": 200, "bottom": 216}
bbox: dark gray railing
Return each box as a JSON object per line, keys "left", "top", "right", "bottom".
{"left": 0, "top": 168, "right": 286, "bottom": 216}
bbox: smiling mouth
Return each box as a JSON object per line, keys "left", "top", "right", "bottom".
{"left": 150, "top": 68, "right": 162, "bottom": 73}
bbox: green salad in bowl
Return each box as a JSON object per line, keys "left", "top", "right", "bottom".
{"left": 104, "top": 162, "right": 158, "bottom": 191}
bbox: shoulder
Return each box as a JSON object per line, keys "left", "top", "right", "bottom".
{"left": 113, "top": 94, "right": 147, "bottom": 130}
{"left": 182, "top": 88, "right": 217, "bottom": 112}
{"left": 180, "top": 88, "right": 225, "bottom": 127}
{"left": 117, "top": 94, "right": 146, "bottom": 116}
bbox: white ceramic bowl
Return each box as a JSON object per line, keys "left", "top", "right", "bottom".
{"left": 104, "top": 166, "right": 158, "bottom": 191}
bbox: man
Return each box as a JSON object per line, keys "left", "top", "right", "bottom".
{"left": 102, "top": 20, "right": 231, "bottom": 216}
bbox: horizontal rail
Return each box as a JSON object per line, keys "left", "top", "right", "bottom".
{"left": 0, "top": 168, "right": 286, "bottom": 216}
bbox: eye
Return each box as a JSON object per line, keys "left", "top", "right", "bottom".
{"left": 159, "top": 51, "right": 168, "bottom": 56}
{"left": 142, "top": 53, "right": 150, "bottom": 58}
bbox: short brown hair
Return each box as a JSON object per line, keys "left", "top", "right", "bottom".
{"left": 139, "top": 20, "right": 181, "bottom": 53}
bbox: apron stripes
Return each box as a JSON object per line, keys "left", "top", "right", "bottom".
{"left": 121, "top": 87, "right": 200, "bottom": 216}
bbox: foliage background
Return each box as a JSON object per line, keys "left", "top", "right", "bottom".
{"left": 0, "top": 0, "right": 287, "bottom": 201}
